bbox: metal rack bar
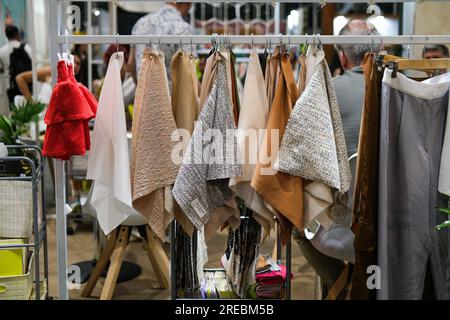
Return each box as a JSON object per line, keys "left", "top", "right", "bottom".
{"left": 57, "top": 34, "right": 450, "bottom": 45}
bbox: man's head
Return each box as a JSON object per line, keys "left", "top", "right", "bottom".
{"left": 335, "top": 19, "right": 379, "bottom": 70}
{"left": 5, "top": 25, "right": 20, "bottom": 41}
{"left": 168, "top": 2, "right": 192, "bottom": 17}
{"left": 423, "top": 45, "right": 449, "bottom": 59}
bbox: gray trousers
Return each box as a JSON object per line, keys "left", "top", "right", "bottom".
{"left": 378, "top": 70, "right": 450, "bottom": 300}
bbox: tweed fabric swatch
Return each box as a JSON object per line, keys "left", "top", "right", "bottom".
{"left": 172, "top": 54, "right": 243, "bottom": 230}
{"left": 131, "top": 49, "right": 180, "bottom": 241}
{"left": 275, "top": 52, "right": 352, "bottom": 194}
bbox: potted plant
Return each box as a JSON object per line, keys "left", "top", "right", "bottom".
{"left": 0, "top": 100, "right": 46, "bottom": 176}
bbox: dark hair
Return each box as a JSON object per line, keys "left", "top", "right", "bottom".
{"left": 5, "top": 25, "right": 19, "bottom": 40}
{"left": 423, "top": 45, "right": 449, "bottom": 58}
{"left": 103, "top": 44, "right": 130, "bottom": 66}
{"left": 335, "top": 19, "right": 379, "bottom": 66}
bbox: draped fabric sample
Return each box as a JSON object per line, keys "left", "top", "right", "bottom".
{"left": 265, "top": 47, "right": 281, "bottom": 107}
{"left": 229, "top": 48, "right": 274, "bottom": 235}
{"left": 86, "top": 52, "right": 136, "bottom": 235}
{"left": 43, "top": 60, "right": 95, "bottom": 160}
{"left": 170, "top": 50, "right": 200, "bottom": 236}
{"left": 172, "top": 54, "right": 242, "bottom": 231}
{"left": 131, "top": 49, "right": 180, "bottom": 240}
{"left": 350, "top": 53, "right": 382, "bottom": 300}
{"left": 297, "top": 53, "right": 307, "bottom": 96}
{"left": 199, "top": 52, "right": 220, "bottom": 110}
{"left": 275, "top": 48, "right": 351, "bottom": 194}
{"left": 251, "top": 53, "right": 303, "bottom": 244}
{"left": 378, "top": 69, "right": 450, "bottom": 300}
{"left": 221, "top": 209, "right": 262, "bottom": 298}
{"left": 171, "top": 50, "right": 200, "bottom": 138}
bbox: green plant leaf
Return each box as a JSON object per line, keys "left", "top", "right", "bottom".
{"left": 0, "top": 115, "right": 14, "bottom": 137}
{"left": 435, "top": 220, "right": 450, "bottom": 231}
{"left": 437, "top": 207, "right": 450, "bottom": 215}
{"left": 10, "top": 100, "right": 46, "bottom": 125}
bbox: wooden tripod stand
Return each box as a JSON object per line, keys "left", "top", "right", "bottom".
{"left": 81, "top": 225, "right": 170, "bottom": 300}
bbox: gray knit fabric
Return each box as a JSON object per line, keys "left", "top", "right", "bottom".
{"left": 172, "top": 58, "right": 242, "bottom": 230}
{"left": 275, "top": 60, "right": 352, "bottom": 194}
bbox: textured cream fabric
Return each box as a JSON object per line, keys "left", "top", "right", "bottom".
{"left": 275, "top": 47, "right": 352, "bottom": 228}
{"left": 229, "top": 48, "right": 274, "bottom": 235}
{"left": 275, "top": 48, "right": 351, "bottom": 193}
{"left": 131, "top": 49, "right": 180, "bottom": 240}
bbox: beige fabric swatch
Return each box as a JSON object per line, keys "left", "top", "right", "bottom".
{"left": 131, "top": 49, "right": 180, "bottom": 240}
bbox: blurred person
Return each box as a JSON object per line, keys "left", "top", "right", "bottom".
{"left": 129, "top": 2, "right": 193, "bottom": 86}
{"left": 94, "top": 44, "right": 134, "bottom": 128}
{"left": 0, "top": 25, "right": 32, "bottom": 105}
{"left": 334, "top": 19, "right": 379, "bottom": 157}
{"left": 422, "top": 45, "right": 449, "bottom": 75}
{"left": 422, "top": 44, "right": 449, "bottom": 59}
{"left": 15, "top": 50, "right": 83, "bottom": 102}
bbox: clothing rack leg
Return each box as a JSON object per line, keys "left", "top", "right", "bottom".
{"left": 170, "top": 220, "right": 177, "bottom": 300}
{"left": 81, "top": 228, "right": 118, "bottom": 297}
{"left": 143, "top": 225, "right": 170, "bottom": 289}
{"left": 286, "top": 238, "right": 292, "bottom": 300}
{"left": 100, "top": 226, "right": 130, "bottom": 300}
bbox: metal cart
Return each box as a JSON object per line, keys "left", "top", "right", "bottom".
{"left": 0, "top": 145, "right": 49, "bottom": 300}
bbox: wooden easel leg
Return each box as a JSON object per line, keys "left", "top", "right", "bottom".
{"left": 143, "top": 225, "right": 170, "bottom": 289}
{"left": 99, "top": 226, "right": 130, "bottom": 300}
{"left": 81, "top": 228, "right": 118, "bottom": 298}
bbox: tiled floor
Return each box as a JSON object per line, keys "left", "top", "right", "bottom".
{"left": 44, "top": 216, "right": 317, "bottom": 300}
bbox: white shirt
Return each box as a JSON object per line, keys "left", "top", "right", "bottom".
{"left": 0, "top": 40, "right": 32, "bottom": 89}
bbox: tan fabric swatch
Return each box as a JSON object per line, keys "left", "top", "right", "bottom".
{"left": 251, "top": 53, "right": 304, "bottom": 244}
{"left": 131, "top": 49, "right": 180, "bottom": 241}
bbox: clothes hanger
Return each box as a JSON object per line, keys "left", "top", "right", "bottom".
{"left": 389, "top": 57, "right": 450, "bottom": 78}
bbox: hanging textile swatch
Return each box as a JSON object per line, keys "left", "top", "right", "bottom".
{"left": 131, "top": 49, "right": 180, "bottom": 241}
{"left": 170, "top": 49, "right": 208, "bottom": 292}
{"left": 349, "top": 52, "right": 383, "bottom": 300}
{"left": 378, "top": 69, "right": 450, "bottom": 300}
{"left": 221, "top": 207, "right": 262, "bottom": 298}
{"left": 172, "top": 53, "right": 242, "bottom": 231}
{"left": 229, "top": 48, "right": 274, "bottom": 236}
{"left": 265, "top": 46, "right": 281, "bottom": 107}
{"left": 43, "top": 60, "right": 96, "bottom": 159}
{"left": 169, "top": 49, "right": 199, "bottom": 236}
{"left": 275, "top": 46, "right": 352, "bottom": 229}
{"left": 251, "top": 52, "right": 302, "bottom": 244}
{"left": 199, "top": 51, "right": 221, "bottom": 109}
{"left": 86, "top": 52, "right": 136, "bottom": 235}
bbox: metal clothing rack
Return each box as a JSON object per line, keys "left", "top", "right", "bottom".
{"left": 48, "top": 0, "right": 450, "bottom": 300}
{"left": 0, "top": 145, "right": 49, "bottom": 300}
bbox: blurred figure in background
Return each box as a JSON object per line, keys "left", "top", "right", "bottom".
{"left": 422, "top": 45, "right": 449, "bottom": 76}
{"left": 94, "top": 44, "right": 134, "bottom": 130}
{"left": 423, "top": 44, "right": 449, "bottom": 59}
{"left": 0, "top": 25, "right": 32, "bottom": 108}
{"left": 129, "top": 2, "right": 193, "bottom": 86}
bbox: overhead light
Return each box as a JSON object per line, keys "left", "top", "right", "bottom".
{"left": 94, "top": 9, "right": 101, "bottom": 17}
